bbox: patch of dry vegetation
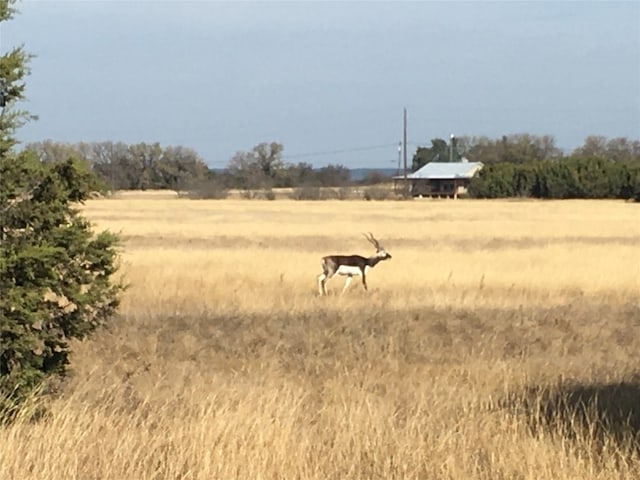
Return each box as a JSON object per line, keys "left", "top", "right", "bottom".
{"left": 2, "top": 198, "right": 639, "bottom": 479}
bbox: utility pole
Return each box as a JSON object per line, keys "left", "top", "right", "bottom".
{"left": 110, "top": 142, "right": 115, "bottom": 192}
{"left": 402, "top": 107, "right": 408, "bottom": 195}
{"left": 450, "top": 134, "right": 455, "bottom": 163}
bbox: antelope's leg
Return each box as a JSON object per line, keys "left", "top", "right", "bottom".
{"left": 318, "top": 273, "right": 327, "bottom": 296}
{"left": 361, "top": 273, "right": 368, "bottom": 291}
{"left": 342, "top": 275, "right": 353, "bottom": 294}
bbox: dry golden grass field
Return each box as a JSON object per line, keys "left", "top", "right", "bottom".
{"left": 2, "top": 195, "right": 640, "bottom": 479}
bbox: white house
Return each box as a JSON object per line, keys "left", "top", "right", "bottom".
{"left": 394, "top": 160, "right": 483, "bottom": 198}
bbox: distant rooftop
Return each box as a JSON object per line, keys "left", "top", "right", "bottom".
{"left": 401, "top": 160, "right": 483, "bottom": 180}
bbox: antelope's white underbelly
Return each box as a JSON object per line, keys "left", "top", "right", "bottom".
{"left": 336, "top": 265, "right": 370, "bottom": 276}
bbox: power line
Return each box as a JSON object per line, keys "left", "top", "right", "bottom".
{"left": 205, "top": 142, "right": 408, "bottom": 168}
{"left": 282, "top": 143, "right": 399, "bottom": 160}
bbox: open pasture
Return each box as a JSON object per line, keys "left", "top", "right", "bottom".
{"left": 2, "top": 197, "right": 640, "bottom": 479}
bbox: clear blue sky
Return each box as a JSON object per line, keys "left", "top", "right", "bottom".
{"left": 3, "top": 1, "right": 639, "bottom": 168}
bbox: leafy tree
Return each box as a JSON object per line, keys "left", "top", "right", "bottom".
{"left": 227, "top": 151, "right": 269, "bottom": 193}
{"left": 358, "top": 171, "right": 392, "bottom": 185}
{"left": 0, "top": 1, "right": 35, "bottom": 156}
{"left": 26, "top": 140, "right": 210, "bottom": 191}
{"left": 512, "top": 162, "right": 538, "bottom": 196}
{"left": 501, "top": 134, "right": 561, "bottom": 163}
{"left": 0, "top": 1, "right": 123, "bottom": 417}
{"left": 126, "top": 142, "right": 163, "bottom": 190}
{"left": 453, "top": 134, "right": 562, "bottom": 165}
{"left": 573, "top": 156, "right": 613, "bottom": 198}
{"left": 606, "top": 160, "right": 637, "bottom": 199}
{"left": 631, "top": 166, "right": 640, "bottom": 202}
{"left": 1, "top": 153, "right": 123, "bottom": 416}
{"left": 23, "top": 140, "right": 80, "bottom": 165}
{"left": 605, "top": 137, "right": 640, "bottom": 162}
{"left": 89, "top": 141, "right": 131, "bottom": 190}
{"left": 572, "top": 135, "right": 608, "bottom": 159}
{"left": 469, "top": 156, "right": 640, "bottom": 200}
{"left": 572, "top": 135, "right": 640, "bottom": 163}
{"left": 278, "top": 162, "right": 316, "bottom": 188}
{"left": 468, "top": 163, "right": 517, "bottom": 198}
{"left": 315, "top": 164, "right": 351, "bottom": 187}
{"left": 412, "top": 138, "right": 453, "bottom": 171}
{"left": 252, "top": 142, "right": 285, "bottom": 179}
{"left": 414, "top": 134, "right": 565, "bottom": 171}
{"left": 543, "top": 160, "right": 583, "bottom": 198}
{"left": 226, "top": 142, "right": 285, "bottom": 194}
{"left": 456, "top": 136, "right": 502, "bottom": 164}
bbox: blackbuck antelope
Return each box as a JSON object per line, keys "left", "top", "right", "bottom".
{"left": 317, "top": 233, "right": 392, "bottom": 296}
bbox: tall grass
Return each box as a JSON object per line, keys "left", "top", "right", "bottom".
{"left": 1, "top": 197, "right": 639, "bottom": 479}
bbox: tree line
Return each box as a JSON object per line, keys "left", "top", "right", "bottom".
{"left": 413, "top": 134, "right": 640, "bottom": 170}
{"left": 26, "top": 133, "right": 640, "bottom": 200}
{"left": 412, "top": 134, "right": 640, "bottom": 201}
{"left": 24, "top": 140, "right": 370, "bottom": 198}
{"left": 26, "top": 140, "right": 210, "bottom": 191}
{"left": 468, "top": 156, "right": 640, "bottom": 201}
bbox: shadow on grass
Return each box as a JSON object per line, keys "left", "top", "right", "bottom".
{"left": 510, "top": 380, "right": 640, "bottom": 453}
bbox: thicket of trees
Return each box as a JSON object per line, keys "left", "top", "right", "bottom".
{"left": 456, "top": 134, "right": 564, "bottom": 165}
{"left": 224, "top": 142, "right": 353, "bottom": 198}
{"left": 413, "top": 134, "right": 640, "bottom": 201}
{"left": 25, "top": 141, "right": 358, "bottom": 198}
{"left": 25, "top": 135, "right": 640, "bottom": 201}
{"left": 468, "top": 156, "right": 640, "bottom": 200}
{"left": 1, "top": 1, "right": 123, "bottom": 419}
{"left": 412, "top": 133, "right": 640, "bottom": 171}
{"left": 26, "top": 140, "right": 210, "bottom": 191}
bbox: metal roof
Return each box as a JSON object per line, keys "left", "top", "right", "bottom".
{"left": 404, "top": 161, "right": 483, "bottom": 180}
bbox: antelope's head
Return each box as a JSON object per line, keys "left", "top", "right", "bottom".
{"left": 364, "top": 232, "right": 392, "bottom": 260}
